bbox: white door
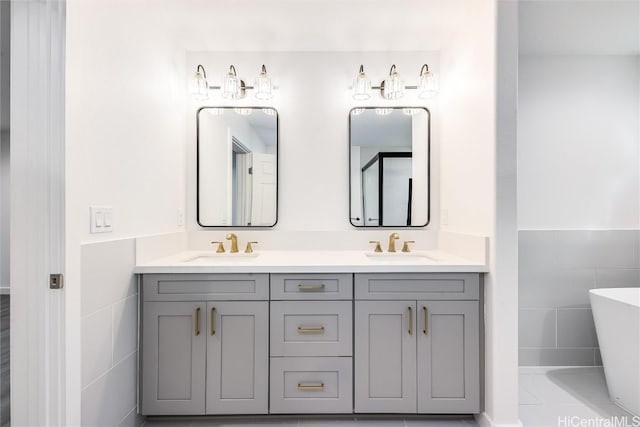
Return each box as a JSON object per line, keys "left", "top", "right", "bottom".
{"left": 11, "top": 1, "right": 66, "bottom": 425}
{"left": 249, "top": 153, "right": 276, "bottom": 226}
{"left": 354, "top": 301, "right": 417, "bottom": 413}
{"left": 206, "top": 301, "right": 269, "bottom": 414}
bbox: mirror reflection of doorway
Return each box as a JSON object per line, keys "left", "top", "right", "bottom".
{"left": 232, "top": 138, "right": 252, "bottom": 226}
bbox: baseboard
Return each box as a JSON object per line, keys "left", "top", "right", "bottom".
{"left": 476, "top": 412, "right": 523, "bottom": 427}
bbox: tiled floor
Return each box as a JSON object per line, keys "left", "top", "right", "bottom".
{"left": 143, "top": 367, "right": 637, "bottom": 427}
{"left": 143, "top": 416, "right": 477, "bottom": 426}
{"left": 519, "top": 367, "right": 635, "bottom": 426}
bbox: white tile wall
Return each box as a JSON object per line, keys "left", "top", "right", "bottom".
{"left": 519, "top": 230, "right": 640, "bottom": 366}
{"left": 82, "top": 306, "right": 113, "bottom": 388}
{"left": 81, "top": 238, "right": 142, "bottom": 427}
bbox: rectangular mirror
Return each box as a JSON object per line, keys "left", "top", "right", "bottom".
{"left": 197, "top": 107, "right": 278, "bottom": 227}
{"left": 349, "top": 107, "right": 430, "bottom": 227}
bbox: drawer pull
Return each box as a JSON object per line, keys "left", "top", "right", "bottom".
{"left": 194, "top": 307, "right": 201, "bottom": 336}
{"left": 297, "top": 383, "right": 325, "bottom": 391}
{"left": 408, "top": 306, "right": 413, "bottom": 336}
{"left": 297, "top": 326, "right": 325, "bottom": 334}
{"left": 297, "top": 284, "right": 325, "bottom": 291}
{"left": 210, "top": 307, "right": 216, "bottom": 335}
{"left": 423, "top": 306, "right": 428, "bottom": 335}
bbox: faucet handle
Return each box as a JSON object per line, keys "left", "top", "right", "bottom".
{"left": 402, "top": 240, "right": 415, "bottom": 253}
{"left": 245, "top": 241, "right": 258, "bottom": 253}
{"left": 369, "top": 240, "right": 383, "bottom": 253}
{"left": 211, "top": 241, "right": 225, "bottom": 253}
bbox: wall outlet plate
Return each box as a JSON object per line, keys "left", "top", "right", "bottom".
{"left": 90, "top": 206, "right": 113, "bottom": 233}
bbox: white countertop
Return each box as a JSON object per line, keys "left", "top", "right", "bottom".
{"left": 134, "top": 250, "right": 488, "bottom": 274}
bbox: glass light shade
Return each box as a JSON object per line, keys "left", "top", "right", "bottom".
{"left": 382, "top": 65, "right": 404, "bottom": 100}
{"left": 207, "top": 108, "right": 224, "bottom": 116}
{"left": 234, "top": 108, "right": 253, "bottom": 116}
{"left": 402, "top": 108, "right": 420, "bottom": 116}
{"left": 254, "top": 66, "right": 273, "bottom": 100}
{"left": 418, "top": 69, "right": 439, "bottom": 99}
{"left": 191, "top": 69, "right": 209, "bottom": 101}
{"left": 352, "top": 66, "right": 371, "bottom": 100}
{"left": 222, "top": 70, "right": 241, "bottom": 99}
{"left": 375, "top": 108, "right": 393, "bottom": 116}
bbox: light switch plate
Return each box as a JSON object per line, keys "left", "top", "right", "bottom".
{"left": 90, "top": 206, "right": 114, "bottom": 233}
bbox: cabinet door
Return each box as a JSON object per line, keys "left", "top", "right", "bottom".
{"left": 354, "top": 301, "right": 417, "bottom": 413}
{"left": 417, "top": 301, "right": 480, "bottom": 413}
{"left": 141, "top": 301, "right": 206, "bottom": 415}
{"left": 206, "top": 301, "right": 268, "bottom": 414}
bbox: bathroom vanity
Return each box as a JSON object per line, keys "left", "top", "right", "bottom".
{"left": 136, "top": 252, "right": 485, "bottom": 417}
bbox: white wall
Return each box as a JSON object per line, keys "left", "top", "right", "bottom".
{"left": 518, "top": 55, "right": 640, "bottom": 230}
{"left": 66, "top": 0, "right": 187, "bottom": 423}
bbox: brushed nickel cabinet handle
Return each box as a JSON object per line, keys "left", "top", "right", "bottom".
{"left": 408, "top": 306, "right": 414, "bottom": 336}
{"left": 297, "top": 326, "right": 325, "bottom": 334}
{"left": 195, "top": 307, "right": 201, "bottom": 336}
{"left": 297, "top": 284, "right": 325, "bottom": 291}
{"left": 297, "top": 383, "right": 325, "bottom": 391}
{"left": 423, "top": 306, "right": 428, "bottom": 335}
{"left": 210, "top": 307, "right": 216, "bottom": 335}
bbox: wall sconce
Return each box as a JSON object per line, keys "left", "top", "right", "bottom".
{"left": 352, "top": 63, "right": 439, "bottom": 100}
{"left": 191, "top": 64, "right": 274, "bottom": 101}
{"left": 352, "top": 65, "right": 371, "bottom": 100}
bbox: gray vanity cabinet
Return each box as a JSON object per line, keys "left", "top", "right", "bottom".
{"left": 206, "top": 301, "right": 269, "bottom": 414}
{"left": 141, "top": 274, "right": 269, "bottom": 416}
{"left": 141, "top": 301, "right": 207, "bottom": 415}
{"left": 417, "top": 300, "right": 480, "bottom": 413}
{"left": 354, "top": 301, "right": 418, "bottom": 413}
{"left": 354, "top": 274, "right": 481, "bottom": 414}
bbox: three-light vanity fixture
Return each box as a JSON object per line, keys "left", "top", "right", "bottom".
{"left": 352, "top": 64, "right": 439, "bottom": 101}
{"left": 191, "top": 64, "right": 274, "bottom": 101}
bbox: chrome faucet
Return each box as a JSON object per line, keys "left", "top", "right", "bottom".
{"left": 388, "top": 233, "right": 400, "bottom": 252}
{"left": 226, "top": 233, "right": 239, "bottom": 253}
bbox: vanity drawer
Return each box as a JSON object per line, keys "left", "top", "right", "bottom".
{"left": 270, "top": 274, "right": 352, "bottom": 300}
{"left": 142, "top": 274, "right": 269, "bottom": 301}
{"left": 355, "top": 273, "right": 479, "bottom": 301}
{"left": 270, "top": 301, "right": 352, "bottom": 356}
{"left": 269, "top": 356, "right": 353, "bottom": 414}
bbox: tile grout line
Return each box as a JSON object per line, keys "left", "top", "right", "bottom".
{"left": 83, "top": 291, "right": 138, "bottom": 320}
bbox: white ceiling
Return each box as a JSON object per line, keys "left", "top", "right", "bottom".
{"left": 519, "top": 0, "right": 640, "bottom": 55}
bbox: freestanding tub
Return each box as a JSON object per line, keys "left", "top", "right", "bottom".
{"left": 590, "top": 288, "right": 640, "bottom": 416}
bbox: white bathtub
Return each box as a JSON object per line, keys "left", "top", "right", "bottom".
{"left": 590, "top": 288, "right": 640, "bottom": 416}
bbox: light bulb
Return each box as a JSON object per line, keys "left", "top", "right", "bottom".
{"left": 403, "top": 108, "right": 420, "bottom": 116}
{"left": 352, "top": 108, "right": 365, "bottom": 116}
{"left": 262, "top": 108, "right": 277, "bottom": 116}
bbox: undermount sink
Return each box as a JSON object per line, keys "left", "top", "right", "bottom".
{"left": 364, "top": 252, "right": 439, "bottom": 263}
{"left": 182, "top": 252, "right": 260, "bottom": 263}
